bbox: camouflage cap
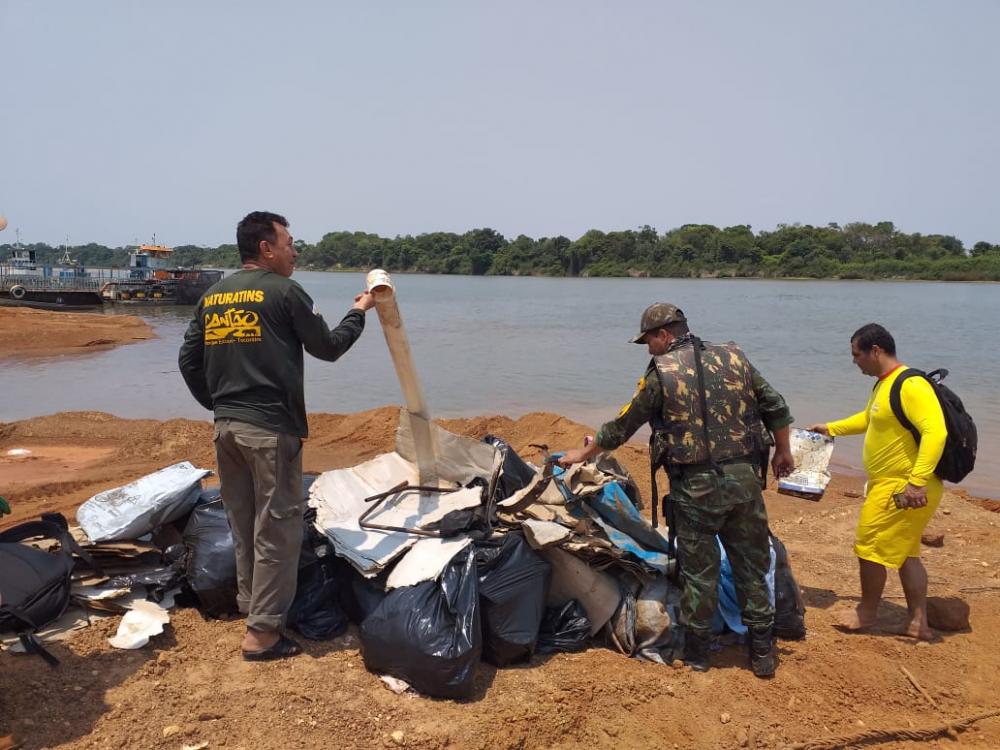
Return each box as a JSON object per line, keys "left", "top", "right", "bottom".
{"left": 629, "top": 303, "right": 687, "bottom": 343}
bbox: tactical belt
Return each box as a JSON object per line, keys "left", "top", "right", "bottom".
{"left": 667, "top": 454, "right": 755, "bottom": 478}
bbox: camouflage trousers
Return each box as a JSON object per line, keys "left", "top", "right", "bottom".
{"left": 667, "top": 461, "right": 774, "bottom": 637}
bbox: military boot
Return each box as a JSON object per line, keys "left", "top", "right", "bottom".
{"left": 748, "top": 625, "right": 777, "bottom": 678}
{"left": 683, "top": 631, "right": 711, "bottom": 672}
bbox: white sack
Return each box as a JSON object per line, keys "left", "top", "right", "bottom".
{"left": 77, "top": 461, "right": 211, "bottom": 542}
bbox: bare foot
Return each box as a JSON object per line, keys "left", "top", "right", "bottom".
{"left": 834, "top": 607, "right": 877, "bottom": 632}
{"left": 901, "top": 620, "right": 935, "bottom": 641}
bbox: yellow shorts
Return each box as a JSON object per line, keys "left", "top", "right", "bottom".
{"left": 855, "top": 476, "right": 943, "bottom": 569}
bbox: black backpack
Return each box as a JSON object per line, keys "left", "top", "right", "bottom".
{"left": 0, "top": 513, "right": 101, "bottom": 665}
{"left": 889, "top": 368, "right": 977, "bottom": 483}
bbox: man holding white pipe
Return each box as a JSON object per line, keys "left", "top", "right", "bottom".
{"left": 179, "top": 211, "right": 375, "bottom": 661}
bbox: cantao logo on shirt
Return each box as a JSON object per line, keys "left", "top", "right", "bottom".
{"left": 204, "top": 308, "right": 262, "bottom": 344}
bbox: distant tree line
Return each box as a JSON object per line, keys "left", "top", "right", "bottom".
{"left": 4, "top": 221, "right": 1000, "bottom": 281}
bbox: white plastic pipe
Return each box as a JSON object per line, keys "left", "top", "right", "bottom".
{"left": 366, "top": 269, "right": 439, "bottom": 486}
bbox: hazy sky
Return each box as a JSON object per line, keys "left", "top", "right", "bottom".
{"left": 2, "top": 1, "right": 997, "bottom": 248}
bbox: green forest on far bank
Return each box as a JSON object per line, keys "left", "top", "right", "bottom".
{"left": 4, "top": 221, "right": 1000, "bottom": 281}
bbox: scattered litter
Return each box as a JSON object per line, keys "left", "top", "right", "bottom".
{"left": 182, "top": 743, "right": 209, "bottom": 750}
{"left": 108, "top": 599, "right": 170, "bottom": 649}
{"left": 379, "top": 675, "right": 413, "bottom": 694}
{"left": 5, "top": 448, "right": 31, "bottom": 457}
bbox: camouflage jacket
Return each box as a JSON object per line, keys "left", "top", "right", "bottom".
{"left": 595, "top": 335, "right": 793, "bottom": 467}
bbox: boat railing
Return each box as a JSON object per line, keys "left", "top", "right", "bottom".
{"left": 0, "top": 273, "right": 104, "bottom": 292}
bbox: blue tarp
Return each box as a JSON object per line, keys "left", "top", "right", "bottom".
{"left": 551, "top": 458, "right": 672, "bottom": 575}
{"left": 713, "top": 537, "right": 776, "bottom": 636}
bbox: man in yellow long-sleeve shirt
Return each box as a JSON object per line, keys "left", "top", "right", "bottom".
{"left": 808, "top": 323, "right": 946, "bottom": 640}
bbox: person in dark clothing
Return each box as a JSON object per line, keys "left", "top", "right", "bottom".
{"left": 179, "top": 211, "right": 375, "bottom": 661}
{"left": 557, "top": 303, "right": 794, "bottom": 677}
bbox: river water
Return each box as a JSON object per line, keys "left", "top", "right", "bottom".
{"left": 2, "top": 273, "right": 997, "bottom": 497}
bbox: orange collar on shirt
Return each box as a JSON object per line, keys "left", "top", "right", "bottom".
{"left": 878, "top": 363, "right": 906, "bottom": 381}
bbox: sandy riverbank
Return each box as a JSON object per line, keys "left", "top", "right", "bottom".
{"left": 1, "top": 407, "right": 998, "bottom": 749}
{"left": 0, "top": 307, "right": 155, "bottom": 359}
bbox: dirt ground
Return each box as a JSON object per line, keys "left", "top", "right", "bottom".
{"left": 0, "top": 307, "right": 154, "bottom": 359}
{"left": 1, "top": 408, "right": 998, "bottom": 750}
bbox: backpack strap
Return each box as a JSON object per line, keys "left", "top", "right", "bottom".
{"left": 647, "top": 357, "right": 667, "bottom": 530}
{"left": 888, "top": 368, "right": 925, "bottom": 448}
{"left": 18, "top": 633, "right": 61, "bottom": 668}
{"left": 0, "top": 514, "right": 104, "bottom": 577}
{"left": 690, "top": 336, "right": 724, "bottom": 476}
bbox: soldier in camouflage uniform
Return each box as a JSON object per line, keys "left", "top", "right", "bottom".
{"left": 558, "top": 303, "right": 794, "bottom": 677}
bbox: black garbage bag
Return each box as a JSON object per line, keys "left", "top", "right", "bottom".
{"left": 536, "top": 600, "right": 591, "bottom": 654}
{"left": 482, "top": 434, "right": 537, "bottom": 500}
{"left": 475, "top": 532, "right": 550, "bottom": 666}
{"left": 360, "top": 547, "right": 481, "bottom": 699}
{"left": 182, "top": 492, "right": 239, "bottom": 618}
{"left": 182, "top": 477, "right": 322, "bottom": 619}
{"left": 107, "top": 565, "right": 185, "bottom": 603}
{"left": 288, "top": 554, "right": 349, "bottom": 640}
{"left": 771, "top": 534, "right": 806, "bottom": 640}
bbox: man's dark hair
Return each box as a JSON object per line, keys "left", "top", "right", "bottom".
{"left": 851, "top": 323, "right": 896, "bottom": 356}
{"left": 237, "top": 211, "right": 288, "bottom": 264}
{"left": 666, "top": 321, "right": 690, "bottom": 337}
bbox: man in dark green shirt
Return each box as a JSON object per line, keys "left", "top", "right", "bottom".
{"left": 558, "top": 303, "right": 794, "bottom": 677}
{"left": 179, "top": 211, "right": 375, "bottom": 661}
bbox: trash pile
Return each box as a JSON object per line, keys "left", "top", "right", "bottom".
{"left": 0, "top": 410, "right": 808, "bottom": 699}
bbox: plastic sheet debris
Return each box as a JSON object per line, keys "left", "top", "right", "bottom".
{"left": 475, "top": 532, "right": 551, "bottom": 666}
{"left": 482, "top": 434, "right": 537, "bottom": 501}
{"left": 608, "top": 576, "right": 680, "bottom": 662}
{"left": 634, "top": 577, "right": 679, "bottom": 663}
{"left": 107, "top": 599, "right": 170, "bottom": 649}
{"left": 360, "top": 546, "right": 481, "bottom": 699}
{"left": 5, "top": 448, "right": 31, "bottom": 457}
{"left": 714, "top": 534, "right": 805, "bottom": 640}
{"left": 541, "top": 546, "right": 620, "bottom": 635}
{"left": 77, "top": 461, "right": 211, "bottom": 542}
{"left": 778, "top": 428, "right": 835, "bottom": 500}
{"left": 771, "top": 534, "right": 807, "bottom": 640}
{"left": 536, "top": 600, "right": 590, "bottom": 654}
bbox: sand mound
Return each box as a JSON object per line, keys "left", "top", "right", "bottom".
{"left": 0, "top": 307, "right": 154, "bottom": 359}
{"left": 1, "top": 409, "right": 999, "bottom": 749}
